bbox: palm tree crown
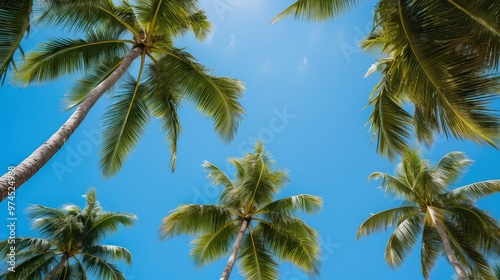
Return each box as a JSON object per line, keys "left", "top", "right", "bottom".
{"left": 357, "top": 150, "right": 500, "bottom": 279}
{"left": 0, "top": 189, "right": 136, "bottom": 279}
{"left": 0, "top": 0, "right": 245, "bottom": 201}
{"left": 160, "top": 141, "right": 323, "bottom": 280}
{"left": 273, "top": 0, "right": 500, "bottom": 159}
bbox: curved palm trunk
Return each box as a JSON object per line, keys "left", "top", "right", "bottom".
{"left": 434, "top": 220, "right": 469, "bottom": 280}
{"left": 0, "top": 47, "right": 143, "bottom": 202}
{"left": 220, "top": 219, "right": 249, "bottom": 280}
{"left": 44, "top": 254, "right": 69, "bottom": 280}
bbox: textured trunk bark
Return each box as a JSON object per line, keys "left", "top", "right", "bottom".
{"left": 220, "top": 219, "right": 249, "bottom": 280}
{"left": 44, "top": 254, "right": 69, "bottom": 280}
{"left": 0, "top": 47, "right": 142, "bottom": 202}
{"left": 434, "top": 220, "right": 469, "bottom": 280}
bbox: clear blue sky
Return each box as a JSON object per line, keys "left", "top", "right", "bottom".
{"left": 1, "top": 0, "right": 499, "bottom": 279}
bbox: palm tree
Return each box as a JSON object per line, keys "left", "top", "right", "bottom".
{"left": 273, "top": 0, "right": 500, "bottom": 159}
{"left": 357, "top": 150, "right": 500, "bottom": 280}
{"left": 160, "top": 141, "right": 322, "bottom": 280}
{"left": 0, "top": 189, "right": 136, "bottom": 279}
{"left": 0, "top": 0, "right": 245, "bottom": 202}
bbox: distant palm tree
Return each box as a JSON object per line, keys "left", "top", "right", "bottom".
{"left": 160, "top": 141, "right": 322, "bottom": 280}
{"left": 357, "top": 150, "right": 500, "bottom": 280}
{"left": 273, "top": 0, "right": 500, "bottom": 159}
{"left": 0, "top": 0, "right": 245, "bottom": 202}
{"left": 0, "top": 189, "right": 136, "bottom": 279}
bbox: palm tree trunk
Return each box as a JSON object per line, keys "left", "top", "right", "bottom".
{"left": 0, "top": 47, "right": 143, "bottom": 202}
{"left": 220, "top": 218, "right": 249, "bottom": 280}
{"left": 44, "top": 254, "right": 69, "bottom": 280}
{"left": 434, "top": 220, "right": 469, "bottom": 280}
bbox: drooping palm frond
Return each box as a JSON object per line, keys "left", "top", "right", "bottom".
{"left": 420, "top": 225, "right": 442, "bottom": 279}
{"left": 0, "top": 0, "right": 32, "bottom": 84}
{"left": 160, "top": 204, "right": 234, "bottom": 238}
{"left": 257, "top": 194, "right": 323, "bottom": 215}
{"left": 434, "top": 152, "right": 473, "bottom": 186}
{"left": 202, "top": 160, "right": 234, "bottom": 189}
{"left": 385, "top": 214, "right": 423, "bottom": 268}
{"left": 65, "top": 55, "right": 125, "bottom": 110}
{"left": 357, "top": 206, "right": 420, "bottom": 238}
{"left": 237, "top": 230, "right": 279, "bottom": 280}
{"left": 271, "top": 0, "right": 363, "bottom": 24}
{"left": 448, "top": 180, "right": 500, "bottom": 201}
{"left": 152, "top": 48, "right": 245, "bottom": 142}
{"left": 81, "top": 254, "right": 126, "bottom": 280}
{"left": 190, "top": 223, "right": 239, "bottom": 267}
{"left": 83, "top": 245, "right": 132, "bottom": 265}
{"left": 100, "top": 70, "right": 151, "bottom": 176}
{"left": 15, "top": 30, "right": 131, "bottom": 84}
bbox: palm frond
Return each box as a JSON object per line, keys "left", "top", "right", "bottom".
{"left": 420, "top": 225, "right": 443, "bottom": 280}
{"left": 152, "top": 48, "right": 245, "bottom": 142}
{"left": 434, "top": 151, "right": 473, "bottom": 187}
{"left": 255, "top": 221, "right": 321, "bottom": 276}
{"left": 100, "top": 71, "right": 151, "bottom": 177}
{"left": 190, "top": 222, "right": 239, "bottom": 267}
{"left": 368, "top": 172, "right": 417, "bottom": 202}
{"left": 83, "top": 245, "right": 132, "bottom": 265}
{"left": 271, "top": 0, "right": 363, "bottom": 24}
{"left": 15, "top": 30, "right": 131, "bottom": 84}
{"left": 448, "top": 180, "right": 500, "bottom": 201}
{"left": 257, "top": 194, "right": 323, "bottom": 215}
{"left": 143, "top": 66, "right": 182, "bottom": 170}
{"left": 0, "top": 0, "right": 32, "bottom": 84}
{"left": 385, "top": 214, "right": 423, "bottom": 268}
{"left": 202, "top": 161, "right": 234, "bottom": 189}
{"left": 357, "top": 206, "right": 420, "bottom": 239}
{"left": 238, "top": 230, "right": 279, "bottom": 280}
{"left": 37, "top": 0, "right": 139, "bottom": 39}
{"left": 160, "top": 204, "right": 233, "bottom": 238}
{"left": 82, "top": 212, "right": 136, "bottom": 245}
{"left": 64, "top": 55, "right": 125, "bottom": 110}
{"left": 0, "top": 238, "right": 51, "bottom": 258}
{"left": 1, "top": 251, "right": 58, "bottom": 280}
{"left": 82, "top": 254, "right": 125, "bottom": 280}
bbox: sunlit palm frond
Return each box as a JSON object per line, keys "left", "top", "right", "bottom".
{"left": 143, "top": 64, "right": 183, "bottom": 170}
{"left": 368, "top": 172, "right": 417, "bottom": 202}
{"left": 255, "top": 221, "right": 321, "bottom": 276}
{"left": 202, "top": 161, "right": 234, "bottom": 189}
{"left": 434, "top": 152, "right": 473, "bottom": 187}
{"left": 357, "top": 206, "right": 420, "bottom": 239}
{"left": 190, "top": 222, "right": 239, "bottom": 267}
{"left": 81, "top": 255, "right": 125, "bottom": 280}
{"left": 1, "top": 251, "right": 58, "bottom": 280}
{"left": 82, "top": 212, "right": 136, "bottom": 245}
{"left": 385, "top": 214, "right": 423, "bottom": 268}
{"left": 64, "top": 55, "right": 125, "bottom": 110}
{"left": 448, "top": 180, "right": 500, "bottom": 202}
{"left": 15, "top": 30, "right": 131, "bottom": 84}
{"left": 0, "top": 0, "right": 31, "bottom": 84}
{"left": 152, "top": 48, "right": 245, "bottom": 142}
{"left": 100, "top": 72, "right": 151, "bottom": 176}
{"left": 238, "top": 230, "right": 279, "bottom": 280}
{"left": 258, "top": 194, "right": 323, "bottom": 215}
{"left": 83, "top": 245, "right": 132, "bottom": 265}
{"left": 420, "top": 225, "right": 442, "bottom": 279}
{"left": 271, "top": 0, "right": 362, "bottom": 24}
{"left": 160, "top": 204, "right": 233, "bottom": 238}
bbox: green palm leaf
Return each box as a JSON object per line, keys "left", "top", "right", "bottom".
{"left": 82, "top": 254, "right": 125, "bottom": 280}
{"left": 83, "top": 245, "right": 132, "bottom": 265}
{"left": 190, "top": 222, "right": 239, "bottom": 267}
{"left": 1, "top": 251, "right": 59, "bottom": 280}
{"left": 82, "top": 212, "right": 137, "bottom": 245}
{"left": 385, "top": 214, "right": 423, "bottom": 268}
{"left": 65, "top": 55, "right": 125, "bottom": 110}
{"left": 238, "top": 230, "right": 279, "bottom": 280}
{"left": 357, "top": 206, "right": 420, "bottom": 238}
{"left": 153, "top": 48, "right": 245, "bottom": 142}
{"left": 258, "top": 194, "right": 323, "bottom": 215}
{"left": 160, "top": 204, "right": 233, "bottom": 238}
{"left": 0, "top": 0, "right": 31, "bottom": 84}
{"left": 15, "top": 30, "right": 131, "bottom": 84}
{"left": 100, "top": 72, "right": 151, "bottom": 176}
{"left": 202, "top": 161, "right": 234, "bottom": 189}
{"left": 434, "top": 152, "right": 473, "bottom": 186}
{"left": 448, "top": 180, "right": 500, "bottom": 201}
{"left": 420, "top": 225, "right": 443, "bottom": 279}
{"left": 271, "top": 0, "right": 362, "bottom": 24}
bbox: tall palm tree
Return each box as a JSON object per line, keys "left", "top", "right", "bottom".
{"left": 357, "top": 150, "right": 500, "bottom": 280}
{"left": 273, "top": 0, "right": 500, "bottom": 159}
{"left": 160, "top": 141, "right": 322, "bottom": 280}
{"left": 0, "top": 0, "right": 245, "bottom": 202}
{"left": 0, "top": 189, "right": 136, "bottom": 279}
